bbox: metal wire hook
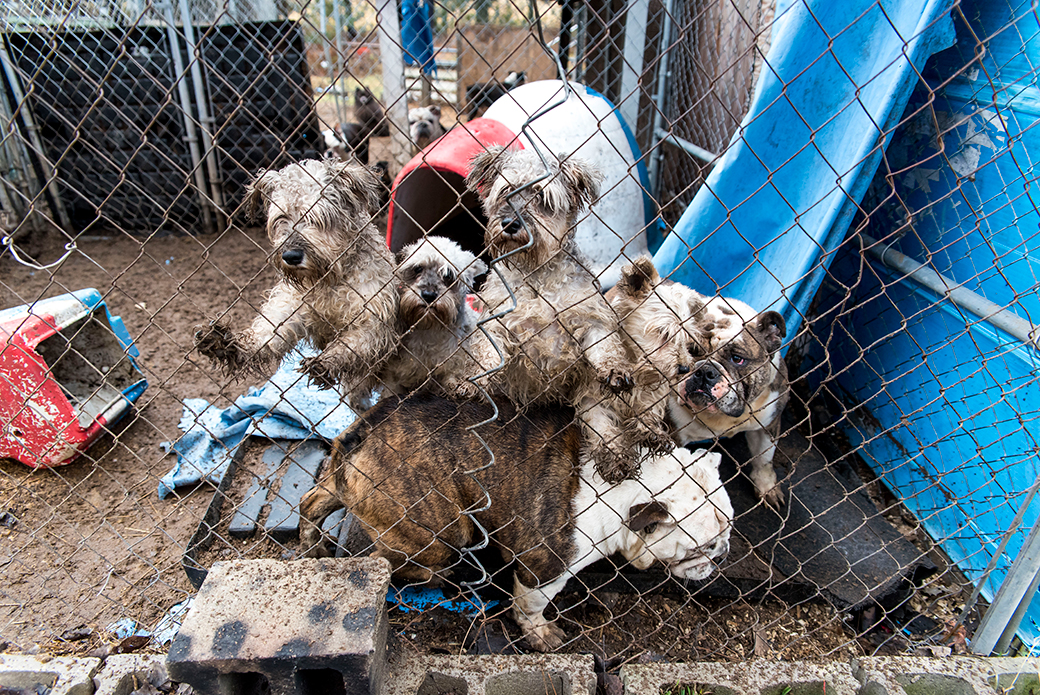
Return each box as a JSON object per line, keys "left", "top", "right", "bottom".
{"left": 2, "top": 234, "right": 77, "bottom": 271}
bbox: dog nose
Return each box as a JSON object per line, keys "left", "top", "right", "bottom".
{"left": 690, "top": 364, "right": 721, "bottom": 392}
{"left": 500, "top": 216, "right": 524, "bottom": 237}
{"left": 281, "top": 248, "right": 305, "bottom": 266}
{"left": 420, "top": 289, "right": 438, "bottom": 303}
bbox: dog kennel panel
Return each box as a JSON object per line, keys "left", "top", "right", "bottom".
{"left": 4, "top": 27, "right": 203, "bottom": 234}
{"left": 197, "top": 21, "right": 325, "bottom": 214}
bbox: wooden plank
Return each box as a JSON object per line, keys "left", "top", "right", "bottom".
{"left": 227, "top": 441, "right": 289, "bottom": 539}
{"left": 265, "top": 439, "right": 327, "bottom": 542}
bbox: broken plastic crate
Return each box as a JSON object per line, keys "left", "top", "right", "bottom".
{"left": 0, "top": 288, "right": 147, "bottom": 468}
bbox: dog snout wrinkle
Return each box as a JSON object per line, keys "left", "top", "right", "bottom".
{"left": 281, "top": 248, "right": 305, "bottom": 266}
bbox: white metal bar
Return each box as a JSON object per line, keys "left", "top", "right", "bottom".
{"left": 162, "top": 0, "right": 215, "bottom": 235}
{"left": 619, "top": 0, "right": 648, "bottom": 135}
{"left": 377, "top": 0, "right": 410, "bottom": 169}
{"left": 179, "top": 0, "right": 226, "bottom": 231}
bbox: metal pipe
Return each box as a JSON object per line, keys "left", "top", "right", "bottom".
{"left": 619, "top": 0, "right": 648, "bottom": 137}
{"left": 994, "top": 561, "right": 1040, "bottom": 655}
{"left": 860, "top": 233, "right": 1040, "bottom": 349}
{"left": 972, "top": 516, "right": 1040, "bottom": 654}
{"left": 319, "top": 0, "right": 339, "bottom": 128}
{"left": 647, "top": 0, "right": 676, "bottom": 198}
{"left": 377, "top": 0, "right": 410, "bottom": 169}
{"left": 0, "top": 42, "right": 72, "bottom": 232}
{"left": 575, "top": 2, "right": 587, "bottom": 83}
{"left": 178, "top": 0, "right": 226, "bottom": 231}
{"left": 161, "top": 0, "right": 214, "bottom": 235}
{"left": 655, "top": 126, "right": 717, "bottom": 164}
{"left": 332, "top": 0, "right": 349, "bottom": 128}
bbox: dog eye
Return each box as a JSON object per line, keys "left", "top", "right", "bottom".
{"left": 687, "top": 344, "right": 701, "bottom": 358}
{"left": 730, "top": 353, "right": 746, "bottom": 365}
{"left": 642, "top": 522, "right": 659, "bottom": 535}
{"left": 443, "top": 269, "right": 456, "bottom": 284}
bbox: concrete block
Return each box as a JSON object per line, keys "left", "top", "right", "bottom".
{"left": 384, "top": 654, "right": 596, "bottom": 695}
{"left": 621, "top": 660, "right": 861, "bottom": 695}
{"left": 0, "top": 654, "right": 100, "bottom": 695}
{"left": 93, "top": 654, "right": 169, "bottom": 695}
{"left": 166, "top": 557, "right": 392, "bottom": 695}
{"left": 853, "top": 656, "right": 1040, "bottom": 694}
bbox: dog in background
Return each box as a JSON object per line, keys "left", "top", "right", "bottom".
{"left": 299, "top": 394, "right": 732, "bottom": 651}
{"left": 379, "top": 236, "right": 487, "bottom": 396}
{"left": 321, "top": 88, "right": 390, "bottom": 165}
{"left": 194, "top": 156, "right": 398, "bottom": 408}
{"left": 464, "top": 146, "right": 657, "bottom": 482}
{"left": 408, "top": 105, "right": 447, "bottom": 152}
{"left": 354, "top": 86, "right": 389, "bottom": 137}
{"left": 463, "top": 70, "right": 526, "bottom": 119}
{"left": 322, "top": 123, "right": 370, "bottom": 165}
{"left": 668, "top": 294, "right": 790, "bottom": 508}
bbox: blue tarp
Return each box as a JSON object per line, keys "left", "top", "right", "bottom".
{"left": 158, "top": 347, "right": 356, "bottom": 499}
{"left": 652, "top": 0, "right": 957, "bottom": 341}
{"left": 401, "top": 0, "right": 436, "bottom": 75}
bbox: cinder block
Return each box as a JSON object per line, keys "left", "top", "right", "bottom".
{"left": 621, "top": 660, "right": 861, "bottom": 695}
{"left": 166, "top": 557, "right": 392, "bottom": 695}
{"left": 93, "top": 653, "right": 169, "bottom": 695}
{"left": 853, "top": 655, "right": 1040, "bottom": 694}
{"left": 384, "top": 654, "right": 596, "bottom": 695}
{"left": 0, "top": 654, "right": 100, "bottom": 695}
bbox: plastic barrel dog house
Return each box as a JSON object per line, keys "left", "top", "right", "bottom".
{"left": 387, "top": 80, "right": 655, "bottom": 286}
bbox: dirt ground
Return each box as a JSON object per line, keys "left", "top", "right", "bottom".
{"left": 0, "top": 224, "right": 973, "bottom": 661}
{"left": 0, "top": 226, "right": 277, "bottom": 652}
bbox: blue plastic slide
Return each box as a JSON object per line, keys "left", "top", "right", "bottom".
{"left": 652, "top": 0, "right": 956, "bottom": 340}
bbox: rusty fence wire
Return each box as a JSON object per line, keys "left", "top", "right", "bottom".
{"left": 0, "top": 0, "right": 1039, "bottom": 680}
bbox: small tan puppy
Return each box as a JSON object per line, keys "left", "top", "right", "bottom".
{"left": 300, "top": 394, "right": 733, "bottom": 652}
{"left": 463, "top": 146, "right": 648, "bottom": 481}
{"left": 194, "top": 157, "right": 398, "bottom": 407}
{"left": 380, "top": 236, "right": 487, "bottom": 396}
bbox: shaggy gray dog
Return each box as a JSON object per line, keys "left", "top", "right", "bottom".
{"left": 463, "top": 146, "right": 654, "bottom": 482}
{"left": 194, "top": 156, "right": 398, "bottom": 408}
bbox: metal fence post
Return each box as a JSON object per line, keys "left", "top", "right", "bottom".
{"left": 161, "top": 0, "right": 215, "bottom": 235}
{"left": 377, "top": 0, "right": 411, "bottom": 170}
{"left": 178, "top": 0, "right": 226, "bottom": 230}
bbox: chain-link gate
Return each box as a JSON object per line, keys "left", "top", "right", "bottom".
{"left": 1, "top": 0, "right": 1040, "bottom": 682}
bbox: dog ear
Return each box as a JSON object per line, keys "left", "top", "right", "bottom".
{"left": 756, "top": 310, "right": 786, "bottom": 353}
{"left": 616, "top": 256, "right": 659, "bottom": 298}
{"left": 558, "top": 156, "right": 602, "bottom": 212}
{"left": 625, "top": 500, "right": 670, "bottom": 534}
{"left": 466, "top": 146, "right": 506, "bottom": 196}
{"left": 460, "top": 256, "right": 488, "bottom": 289}
{"left": 244, "top": 168, "right": 278, "bottom": 220}
{"left": 328, "top": 158, "right": 382, "bottom": 213}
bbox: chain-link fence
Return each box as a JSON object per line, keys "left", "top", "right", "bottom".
{"left": 1, "top": 0, "right": 1039, "bottom": 678}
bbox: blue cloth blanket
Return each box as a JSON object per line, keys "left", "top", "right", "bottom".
{"left": 158, "top": 347, "right": 357, "bottom": 499}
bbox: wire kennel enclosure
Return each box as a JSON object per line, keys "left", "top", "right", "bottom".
{"left": 0, "top": 0, "right": 1037, "bottom": 675}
